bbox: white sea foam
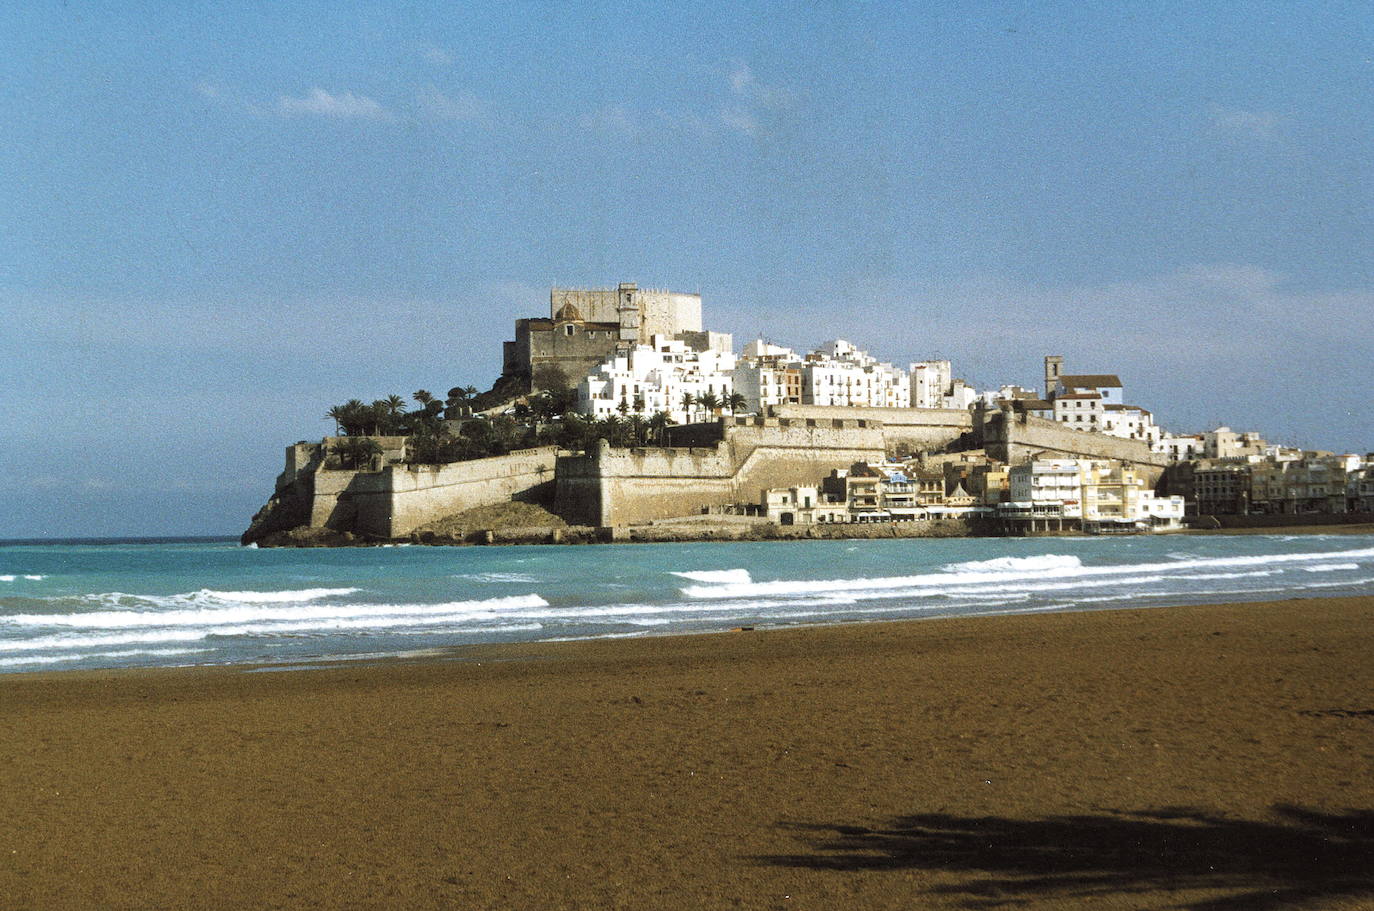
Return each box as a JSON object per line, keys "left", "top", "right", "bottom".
{"left": 0, "top": 575, "right": 39, "bottom": 582}
{"left": 942, "top": 554, "right": 1082, "bottom": 574}
{"left": 680, "top": 547, "right": 1374, "bottom": 601}
{"left": 4, "top": 596, "right": 552, "bottom": 645}
{"left": 452, "top": 572, "right": 538, "bottom": 583}
{"left": 670, "top": 569, "right": 753, "bottom": 584}
{"left": 0, "top": 647, "right": 213, "bottom": 668}
{"left": 75, "top": 587, "right": 362, "bottom": 609}
{"left": 2, "top": 594, "right": 550, "bottom": 631}
{"left": 0, "top": 610, "right": 549, "bottom": 652}
{"left": 1303, "top": 563, "right": 1359, "bottom": 573}
{"left": 195, "top": 587, "right": 361, "bottom": 603}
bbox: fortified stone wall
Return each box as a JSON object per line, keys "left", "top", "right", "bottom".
{"left": 982, "top": 410, "right": 1169, "bottom": 474}
{"left": 768, "top": 404, "right": 972, "bottom": 453}
{"left": 247, "top": 446, "right": 560, "bottom": 541}
{"left": 381, "top": 447, "right": 559, "bottom": 537}
{"left": 554, "top": 418, "right": 887, "bottom": 526}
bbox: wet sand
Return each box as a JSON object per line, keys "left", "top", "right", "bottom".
{"left": 2, "top": 596, "right": 1372, "bottom": 910}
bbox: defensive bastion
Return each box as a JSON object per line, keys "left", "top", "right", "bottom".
{"left": 554, "top": 416, "right": 888, "bottom": 526}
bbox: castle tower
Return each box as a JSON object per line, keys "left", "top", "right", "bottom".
{"left": 616, "top": 282, "right": 640, "bottom": 345}
{"left": 1044, "top": 355, "right": 1063, "bottom": 400}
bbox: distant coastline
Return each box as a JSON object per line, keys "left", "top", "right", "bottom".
{"left": 0, "top": 536, "right": 240, "bottom": 547}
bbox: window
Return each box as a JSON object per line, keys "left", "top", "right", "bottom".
{"left": 565, "top": 324, "right": 575, "bottom": 336}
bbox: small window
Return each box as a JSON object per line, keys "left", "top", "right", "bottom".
{"left": 565, "top": 324, "right": 575, "bottom": 336}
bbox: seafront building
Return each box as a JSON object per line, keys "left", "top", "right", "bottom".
{"left": 1002, "top": 457, "right": 1185, "bottom": 531}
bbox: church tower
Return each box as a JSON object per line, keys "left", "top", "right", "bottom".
{"left": 1044, "top": 355, "right": 1063, "bottom": 400}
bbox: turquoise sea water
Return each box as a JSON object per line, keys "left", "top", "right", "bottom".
{"left": 2, "top": 534, "right": 1373, "bottom": 673}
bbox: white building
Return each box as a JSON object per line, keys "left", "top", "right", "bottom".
{"left": 732, "top": 339, "right": 803, "bottom": 414}
{"left": 1046, "top": 364, "right": 1163, "bottom": 445}
{"left": 910, "top": 360, "right": 976, "bottom": 409}
{"left": 801, "top": 340, "right": 910, "bottom": 408}
{"left": 1009, "top": 458, "right": 1086, "bottom": 518}
{"left": 1007, "top": 457, "right": 1184, "bottom": 530}
{"left": 1154, "top": 432, "right": 1204, "bottom": 463}
{"left": 734, "top": 338, "right": 911, "bottom": 411}
{"left": 577, "top": 335, "right": 736, "bottom": 425}
{"left": 1202, "top": 426, "right": 1268, "bottom": 459}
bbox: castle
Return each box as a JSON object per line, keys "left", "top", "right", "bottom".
{"left": 502, "top": 283, "right": 729, "bottom": 392}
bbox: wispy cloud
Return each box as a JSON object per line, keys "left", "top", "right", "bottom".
{"left": 813, "top": 264, "right": 1373, "bottom": 447}
{"left": 1208, "top": 104, "right": 1283, "bottom": 140}
{"left": 582, "top": 103, "right": 640, "bottom": 137}
{"left": 416, "top": 86, "right": 482, "bottom": 121}
{"left": 720, "top": 61, "right": 795, "bottom": 137}
{"left": 421, "top": 45, "right": 454, "bottom": 66}
{"left": 277, "top": 88, "right": 388, "bottom": 120}
{"left": 583, "top": 62, "right": 798, "bottom": 141}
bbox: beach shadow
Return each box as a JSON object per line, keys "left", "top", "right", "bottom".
{"left": 756, "top": 805, "right": 1374, "bottom": 909}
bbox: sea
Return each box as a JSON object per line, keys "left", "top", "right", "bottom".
{"left": 1, "top": 533, "right": 1372, "bottom": 674}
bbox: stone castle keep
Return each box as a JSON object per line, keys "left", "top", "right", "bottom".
{"left": 502, "top": 283, "right": 724, "bottom": 390}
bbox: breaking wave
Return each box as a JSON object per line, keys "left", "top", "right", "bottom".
{"left": 670, "top": 569, "right": 753, "bottom": 584}
{"left": 680, "top": 546, "right": 1374, "bottom": 601}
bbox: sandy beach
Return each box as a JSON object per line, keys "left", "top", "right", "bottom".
{"left": 2, "top": 596, "right": 1372, "bottom": 910}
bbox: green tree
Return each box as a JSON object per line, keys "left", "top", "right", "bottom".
{"left": 696, "top": 391, "right": 720, "bottom": 417}
{"left": 326, "top": 404, "right": 346, "bottom": 436}
{"left": 726, "top": 392, "right": 748, "bottom": 415}
{"left": 331, "top": 437, "right": 383, "bottom": 469}
{"left": 647, "top": 410, "right": 674, "bottom": 446}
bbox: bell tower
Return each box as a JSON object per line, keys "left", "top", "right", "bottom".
{"left": 1044, "top": 355, "right": 1063, "bottom": 400}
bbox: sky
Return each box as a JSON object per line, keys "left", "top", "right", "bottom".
{"left": 3, "top": 1, "right": 1373, "bottom": 537}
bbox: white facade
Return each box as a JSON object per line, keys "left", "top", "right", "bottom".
{"left": 1009, "top": 459, "right": 1085, "bottom": 518}
{"left": 909, "top": 360, "right": 952, "bottom": 408}
{"left": 1009, "top": 458, "right": 1184, "bottom": 529}
{"left": 801, "top": 340, "right": 910, "bottom": 408}
{"left": 910, "top": 360, "right": 977, "bottom": 409}
{"left": 1100, "top": 405, "right": 1163, "bottom": 444}
{"left": 1154, "top": 433, "right": 1204, "bottom": 463}
{"left": 1053, "top": 393, "right": 1106, "bottom": 430}
{"left": 577, "top": 335, "right": 736, "bottom": 425}
{"left": 1203, "top": 426, "right": 1267, "bottom": 459}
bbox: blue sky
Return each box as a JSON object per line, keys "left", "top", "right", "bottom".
{"left": 3, "top": 1, "right": 1372, "bottom": 537}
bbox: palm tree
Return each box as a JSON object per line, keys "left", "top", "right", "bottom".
{"left": 696, "top": 391, "right": 721, "bottom": 418}
{"left": 647, "top": 410, "right": 674, "bottom": 446}
{"left": 726, "top": 392, "right": 748, "bottom": 415}
{"left": 340, "top": 399, "right": 367, "bottom": 436}
{"left": 679, "top": 392, "right": 695, "bottom": 421}
{"left": 627, "top": 414, "right": 647, "bottom": 446}
{"left": 326, "top": 404, "right": 346, "bottom": 436}
{"left": 413, "top": 389, "right": 435, "bottom": 408}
